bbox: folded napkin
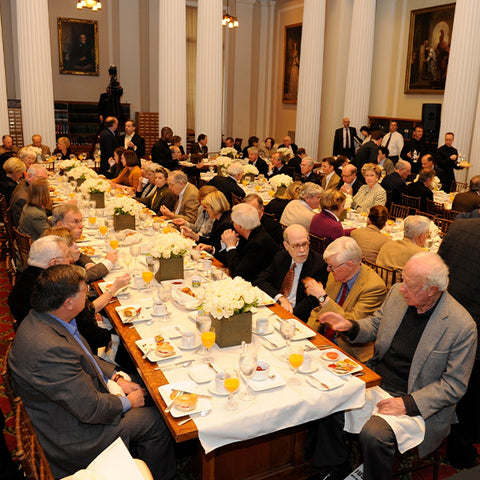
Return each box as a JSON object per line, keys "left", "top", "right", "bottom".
{"left": 306, "top": 370, "right": 344, "bottom": 391}
{"left": 344, "top": 386, "right": 425, "bottom": 453}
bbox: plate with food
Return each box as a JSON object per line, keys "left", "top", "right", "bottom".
{"left": 171, "top": 287, "right": 202, "bottom": 310}
{"left": 158, "top": 381, "right": 211, "bottom": 418}
{"left": 115, "top": 304, "right": 150, "bottom": 323}
{"left": 136, "top": 335, "right": 181, "bottom": 362}
{"left": 319, "top": 349, "right": 362, "bottom": 376}
{"left": 252, "top": 286, "right": 276, "bottom": 306}
{"left": 79, "top": 245, "right": 96, "bottom": 256}
{"left": 274, "top": 318, "right": 315, "bottom": 341}
{"left": 98, "top": 282, "right": 130, "bottom": 298}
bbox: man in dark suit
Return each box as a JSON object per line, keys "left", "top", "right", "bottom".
{"left": 401, "top": 124, "right": 429, "bottom": 175}
{"left": 435, "top": 132, "right": 464, "bottom": 193}
{"left": 99, "top": 116, "right": 118, "bottom": 176}
{"left": 267, "top": 152, "right": 294, "bottom": 179}
{"left": 452, "top": 175, "right": 480, "bottom": 212}
{"left": 151, "top": 126, "right": 178, "bottom": 171}
{"left": 381, "top": 160, "right": 411, "bottom": 206}
{"left": 353, "top": 130, "right": 383, "bottom": 179}
{"left": 244, "top": 193, "right": 283, "bottom": 246}
{"left": 337, "top": 164, "right": 364, "bottom": 196}
{"left": 289, "top": 147, "right": 305, "bottom": 175}
{"left": 222, "top": 203, "right": 279, "bottom": 282}
{"left": 439, "top": 219, "right": 480, "bottom": 468}
{"left": 118, "top": 119, "right": 145, "bottom": 160}
{"left": 278, "top": 135, "right": 298, "bottom": 155}
{"left": 208, "top": 163, "right": 245, "bottom": 206}
{"left": 190, "top": 133, "right": 208, "bottom": 158}
{"left": 255, "top": 224, "right": 328, "bottom": 323}
{"left": 405, "top": 168, "right": 434, "bottom": 212}
{"left": 300, "top": 156, "right": 321, "bottom": 184}
{"left": 9, "top": 264, "right": 176, "bottom": 479}
{"left": 333, "top": 117, "right": 358, "bottom": 159}
{"left": 247, "top": 146, "right": 268, "bottom": 176}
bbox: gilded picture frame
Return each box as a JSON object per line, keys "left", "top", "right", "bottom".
{"left": 283, "top": 23, "right": 302, "bottom": 104}
{"left": 404, "top": 3, "right": 455, "bottom": 94}
{"left": 58, "top": 17, "right": 99, "bottom": 76}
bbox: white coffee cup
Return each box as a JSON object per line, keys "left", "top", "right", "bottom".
{"left": 181, "top": 331, "right": 196, "bottom": 349}
{"left": 202, "top": 259, "right": 212, "bottom": 272}
{"left": 133, "top": 276, "right": 144, "bottom": 289}
{"left": 152, "top": 301, "right": 167, "bottom": 316}
{"left": 302, "top": 352, "right": 312, "bottom": 371}
{"left": 256, "top": 317, "right": 269, "bottom": 335}
{"left": 215, "top": 372, "right": 227, "bottom": 393}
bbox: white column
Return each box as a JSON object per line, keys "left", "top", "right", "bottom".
{"left": 16, "top": 0, "right": 55, "bottom": 149}
{"left": 295, "top": 0, "right": 326, "bottom": 160}
{"left": 158, "top": 0, "right": 187, "bottom": 148}
{"left": 196, "top": 0, "right": 223, "bottom": 152}
{"left": 0, "top": 11, "right": 9, "bottom": 136}
{"left": 256, "top": 1, "right": 276, "bottom": 140}
{"left": 343, "top": 0, "right": 376, "bottom": 130}
{"left": 441, "top": 0, "right": 480, "bottom": 175}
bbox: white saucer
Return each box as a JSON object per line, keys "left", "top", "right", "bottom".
{"left": 176, "top": 340, "right": 201, "bottom": 351}
{"left": 252, "top": 327, "right": 274, "bottom": 336}
{"left": 298, "top": 361, "right": 319, "bottom": 374}
{"left": 207, "top": 381, "right": 229, "bottom": 396}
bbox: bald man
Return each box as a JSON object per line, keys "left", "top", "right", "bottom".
{"left": 27, "top": 134, "right": 51, "bottom": 161}
{"left": 333, "top": 118, "right": 359, "bottom": 159}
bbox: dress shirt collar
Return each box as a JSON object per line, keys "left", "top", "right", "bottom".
{"left": 323, "top": 209, "right": 339, "bottom": 221}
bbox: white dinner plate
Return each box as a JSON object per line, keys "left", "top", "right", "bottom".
{"left": 248, "top": 368, "right": 286, "bottom": 391}
{"left": 207, "top": 381, "right": 230, "bottom": 396}
{"left": 158, "top": 382, "right": 212, "bottom": 418}
{"left": 135, "top": 337, "right": 181, "bottom": 363}
{"left": 188, "top": 365, "right": 215, "bottom": 384}
{"left": 319, "top": 349, "right": 363, "bottom": 376}
{"left": 115, "top": 304, "right": 151, "bottom": 324}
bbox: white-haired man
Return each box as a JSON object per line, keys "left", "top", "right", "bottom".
{"left": 248, "top": 146, "right": 268, "bottom": 176}
{"left": 221, "top": 203, "right": 279, "bottom": 282}
{"left": 310, "top": 252, "right": 476, "bottom": 480}
{"left": 160, "top": 170, "right": 199, "bottom": 223}
{"left": 208, "top": 162, "right": 246, "bottom": 206}
{"left": 306, "top": 236, "right": 386, "bottom": 362}
{"left": 280, "top": 182, "right": 323, "bottom": 230}
{"left": 377, "top": 215, "right": 430, "bottom": 270}
{"left": 27, "top": 134, "right": 51, "bottom": 161}
{"left": 381, "top": 159, "right": 412, "bottom": 206}
{"left": 300, "top": 156, "right": 321, "bottom": 185}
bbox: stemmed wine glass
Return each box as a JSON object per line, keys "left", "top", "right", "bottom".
{"left": 157, "top": 284, "right": 170, "bottom": 303}
{"left": 130, "top": 244, "right": 141, "bottom": 271}
{"left": 224, "top": 367, "right": 240, "bottom": 411}
{"left": 195, "top": 315, "right": 212, "bottom": 358}
{"left": 239, "top": 349, "right": 257, "bottom": 401}
{"left": 280, "top": 319, "right": 296, "bottom": 360}
{"left": 288, "top": 345, "right": 304, "bottom": 386}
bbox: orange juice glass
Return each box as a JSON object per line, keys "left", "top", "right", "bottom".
{"left": 99, "top": 226, "right": 108, "bottom": 236}
{"left": 224, "top": 377, "right": 240, "bottom": 393}
{"left": 88, "top": 216, "right": 96, "bottom": 225}
{"left": 201, "top": 331, "right": 215, "bottom": 349}
{"left": 142, "top": 271, "right": 154, "bottom": 285}
{"left": 109, "top": 239, "right": 119, "bottom": 250}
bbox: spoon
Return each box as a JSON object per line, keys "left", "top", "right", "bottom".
{"left": 142, "top": 347, "right": 154, "bottom": 360}
{"left": 177, "top": 408, "right": 212, "bottom": 426}
{"left": 129, "top": 319, "right": 153, "bottom": 329}
{"left": 155, "top": 360, "right": 194, "bottom": 371}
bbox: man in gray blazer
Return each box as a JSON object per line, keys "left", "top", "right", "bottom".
{"left": 310, "top": 252, "right": 477, "bottom": 480}
{"left": 9, "top": 265, "right": 175, "bottom": 479}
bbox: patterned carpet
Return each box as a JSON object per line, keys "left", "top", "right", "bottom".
{"left": 0, "top": 251, "right": 475, "bottom": 479}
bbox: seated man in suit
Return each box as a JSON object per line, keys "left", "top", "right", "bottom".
{"left": 243, "top": 193, "right": 283, "bottom": 246}
{"left": 405, "top": 168, "right": 434, "bottom": 212}
{"left": 27, "top": 134, "right": 51, "bottom": 161}
{"left": 417, "top": 154, "right": 442, "bottom": 191}
{"left": 160, "top": 170, "right": 199, "bottom": 224}
{"left": 151, "top": 126, "right": 178, "bottom": 171}
{"left": 9, "top": 264, "right": 176, "bottom": 479}
{"left": 381, "top": 159, "right": 411, "bottom": 206}
{"left": 52, "top": 204, "right": 117, "bottom": 282}
{"left": 255, "top": 224, "right": 328, "bottom": 323}
{"left": 306, "top": 236, "right": 386, "bottom": 362}
{"left": 247, "top": 146, "right": 268, "bottom": 176}
{"left": 452, "top": 175, "right": 480, "bottom": 212}
{"left": 119, "top": 119, "right": 145, "bottom": 160}
{"left": 266, "top": 152, "right": 294, "bottom": 179}
{"left": 377, "top": 146, "right": 395, "bottom": 177}
{"left": 280, "top": 182, "right": 323, "bottom": 230}
{"left": 221, "top": 203, "right": 279, "bottom": 282}
{"left": 208, "top": 162, "right": 245, "bottom": 206}
{"left": 377, "top": 215, "right": 429, "bottom": 270}
{"left": 288, "top": 147, "right": 306, "bottom": 175}
{"left": 300, "top": 156, "right": 321, "bottom": 184}
{"left": 310, "top": 253, "right": 476, "bottom": 480}
{"left": 337, "top": 163, "right": 364, "bottom": 196}
{"left": 321, "top": 156, "right": 341, "bottom": 190}
{"left": 190, "top": 133, "right": 209, "bottom": 158}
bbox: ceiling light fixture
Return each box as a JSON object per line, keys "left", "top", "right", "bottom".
{"left": 222, "top": 0, "right": 239, "bottom": 29}
{"left": 76, "top": 0, "right": 102, "bottom": 11}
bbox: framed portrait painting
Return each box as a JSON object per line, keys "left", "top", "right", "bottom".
{"left": 404, "top": 3, "right": 455, "bottom": 94}
{"left": 58, "top": 18, "right": 99, "bottom": 76}
{"left": 283, "top": 23, "right": 302, "bottom": 104}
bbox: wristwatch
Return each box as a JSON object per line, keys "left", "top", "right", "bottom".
{"left": 317, "top": 294, "right": 327, "bottom": 304}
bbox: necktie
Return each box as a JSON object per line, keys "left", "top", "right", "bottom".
{"left": 323, "top": 283, "right": 348, "bottom": 340}
{"left": 151, "top": 190, "right": 158, "bottom": 209}
{"left": 385, "top": 133, "right": 392, "bottom": 149}
{"left": 280, "top": 263, "right": 296, "bottom": 297}
{"left": 338, "top": 283, "right": 348, "bottom": 306}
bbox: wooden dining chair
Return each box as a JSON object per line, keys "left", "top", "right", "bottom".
{"left": 12, "top": 227, "right": 32, "bottom": 270}
{"left": 15, "top": 398, "right": 55, "bottom": 480}
{"left": 309, "top": 233, "right": 328, "bottom": 256}
{"left": 0, "top": 340, "right": 16, "bottom": 406}
{"left": 434, "top": 217, "right": 453, "bottom": 237}
{"left": 401, "top": 194, "right": 421, "bottom": 214}
{"left": 426, "top": 198, "right": 445, "bottom": 217}
{"left": 0, "top": 199, "right": 16, "bottom": 259}
{"left": 442, "top": 209, "right": 461, "bottom": 221}
{"left": 388, "top": 203, "right": 409, "bottom": 220}
{"left": 362, "top": 259, "right": 401, "bottom": 290}
{"left": 450, "top": 180, "right": 468, "bottom": 193}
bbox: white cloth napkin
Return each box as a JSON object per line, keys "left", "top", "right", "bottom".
{"left": 344, "top": 386, "right": 425, "bottom": 453}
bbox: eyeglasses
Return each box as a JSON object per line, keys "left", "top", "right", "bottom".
{"left": 327, "top": 262, "right": 346, "bottom": 271}
{"left": 287, "top": 241, "right": 309, "bottom": 251}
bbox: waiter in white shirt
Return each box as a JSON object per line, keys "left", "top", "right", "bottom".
{"left": 381, "top": 121, "right": 404, "bottom": 165}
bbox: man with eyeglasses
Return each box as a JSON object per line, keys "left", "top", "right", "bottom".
{"left": 306, "top": 236, "right": 386, "bottom": 363}
{"left": 307, "top": 252, "right": 476, "bottom": 480}
{"left": 255, "top": 224, "right": 328, "bottom": 323}
{"left": 337, "top": 164, "right": 364, "bottom": 196}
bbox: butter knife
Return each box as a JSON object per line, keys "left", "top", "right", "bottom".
{"left": 308, "top": 374, "right": 330, "bottom": 390}
{"left": 208, "top": 362, "right": 218, "bottom": 374}
{"left": 252, "top": 332, "right": 278, "bottom": 348}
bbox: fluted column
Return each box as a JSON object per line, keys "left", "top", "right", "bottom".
{"left": 442, "top": 0, "right": 480, "bottom": 175}
{"left": 0, "top": 11, "right": 9, "bottom": 136}
{"left": 16, "top": 0, "right": 55, "bottom": 150}
{"left": 158, "top": 0, "right": 186, "bottom": 149}
{"left": 295, "top": 0, "right": 326, "bottom": 160}
{"left": 343, "top": 0, "right": 376, "bottom": 130}
{"left": 196, "top": 0, "right": 223, "bottom": 152}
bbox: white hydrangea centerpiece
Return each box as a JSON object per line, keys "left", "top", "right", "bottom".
{"left": 270, "top": 174, "right": 293, "bottom": 188}
{"left": 79, "top": 178, "right": 110, "bottom": 194}
{"left": 219, "top": 147, "right": 237, "bottom": 159}
{"left": 202, "top": 277, "right": 260, "bottom": 319}
{"left": 68, "top": 165, "right": 97, "bottom": 180}
{"left": 243, "top": 164, "right": 259, "bottom": 176}
{"left": 57, "top": 159, "right": 82, "bottom": 172}
{"left": 215, "top": 156, "right": 233, "bottom": 169}
{"left": 109, "top": 196, "right": 142, "bottom": 216}
{"left": 150, "top": 232, "right": 195, "bottom": 259}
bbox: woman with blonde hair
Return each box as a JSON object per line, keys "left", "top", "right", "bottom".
{"left": 53, "top": 137, "right": 74, "bottom": 160}
{"left": 19, "top": 178, "right": 52, "bottom": 240}
{"left": 352, "top": 163, "right": 386, "bottom": 213}
{"left": 264, "top": 180, "right": 301, "bottom": 221}
{"left": 0, "top": 157, "right": 26, "bottom": 203}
